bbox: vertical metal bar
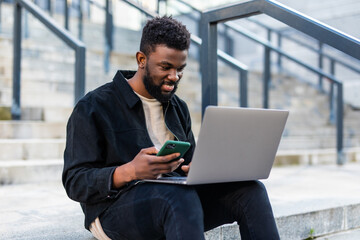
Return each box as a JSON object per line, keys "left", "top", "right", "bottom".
{"left": 47, "top": 0, "right": 52, "bottom": 15}
{"left": 329, "top": 82, "right": 335, "bottom": 124}
{"left": 74, "top": 46, "right": 86, "bottom": 104}
{"left": 318, "top": 42, "right": 323, "bottom": 92}
{"left": 224, "top": 25, "right": 234, "bottom": 56}
{"left": 329, "top": 60, "right": 335, "bottom": 124}
{"left": 64, "top": 0, "right": 69, "bottom": 30}
{"left": 104, "top": 0, "right": 113, "bottom": 73}
{"left": 267, "top": 29, "right": 272, "bottom": 42}
{"left": 108, "top": 0, "right": 113, "bottom": 50}
{"left": 104, "top": 0, "right": 109, "bottom": 73}
{"left": 197, "top": 14, "right": 201, "bottom": 61}
{"left": 104, "top": 44, "right": 110, "bottom": 73}
{"left": 263, "top": 46, "right": 271, "bottom": 108}
{"left": 267, "top": 29, "right": 272, "bottom": 87}
{"left": 157, "top": 0, "right": 161, "bottom": 14}
{"left": 200, "top": 15, "right": 218, "bottom": 116}
{"left": 240, "top": 70, "right": 248, "bottom": 107}
{"left": 0, "top": 0, "right": 2, "bottom": 33}
{"left": 330, "top": 59, "right": 335, "bottom": 76}
{"left": 78, "top": 0, "right": 83, "bottom": 40}
{"left": 12, "top": 2, "right": 22, "bottom": 120}
{"left": 24, "top": 9, "right": 29, "bottom": 38}
{"left": 336, "top": 83, "right": 344, "bottom": 165}
{"left": 277, "top": 32, "right": 282, "bottom": 70}
{"left": 87, "top": 0, "right": 91, "bottom": 19}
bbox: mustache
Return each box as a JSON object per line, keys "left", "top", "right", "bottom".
{"left": 162, "top": 80, "right": 180, "bottom": 86}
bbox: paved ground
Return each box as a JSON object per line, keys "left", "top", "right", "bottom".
{"left": 1, "top": 163, "right": 360, "bottom": 239}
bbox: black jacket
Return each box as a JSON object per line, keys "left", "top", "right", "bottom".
{"left": 62, "top": 70, "right": 196, "bottom": 229}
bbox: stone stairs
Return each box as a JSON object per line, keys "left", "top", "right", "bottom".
{"left": 0, "top": 1, "right": 360, "bottom": 186}
{"left": 1, "top": 2, "right": 360, "bottom": 239}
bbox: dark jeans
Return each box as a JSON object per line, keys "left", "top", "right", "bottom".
{"left": 99, "top": 181, "right": 279, "bottom": 240}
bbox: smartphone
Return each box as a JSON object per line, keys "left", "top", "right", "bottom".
{"left": 157, "top": 140, "right": 191, "bottom": 161}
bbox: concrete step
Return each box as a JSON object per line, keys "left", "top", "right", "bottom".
{"left": 275, "top": 147, "right": 360, "bottom": 165}
{"left": 0, "top": 87, "right": 73, "bottom": 107}
{"left": 0, "top": 106, "right": 72, "bottom": 122}
{"left": 0, "top": 121, "right": 66, "bottom": 139}
{"left": 0, "top": 159, "right": 63, "bottom": 185}
{"left": 0, "top": 139, "right": 65, "bottom": 161}
{"left": 316, "top": 228, "right": 360, "bottom": 240}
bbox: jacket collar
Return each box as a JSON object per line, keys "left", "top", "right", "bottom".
{"left": 113, "top": 70, "right": 178, "bottom": 109}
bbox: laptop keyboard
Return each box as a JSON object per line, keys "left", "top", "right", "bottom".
{"left": 157, "top": 176, "right": 187, "bottom": 181}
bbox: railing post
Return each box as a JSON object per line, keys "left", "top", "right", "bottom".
{"left": 277, "top": 32, "right": 282, "bottom": 70}
{"left": 12, "top": 1, "right": 22, "bottom": 120}
{"left": 224, "top": 25, "right": 234, "bottom": 56}
{"left": 329, "top": 82, "right": 335, "bottom": 124}
{"left": 267, "top": 28, "right": 272, "bottom": 42}
{"left": 263, "top": 46, "right": 271, "bottom": 108}
{"left": 78, "top": 0, "right": 83, "bottom": 40}
{"left": 104, "top": 0, "right": 113, "bottom": 73}
{"left": 74, "top": 46, "right": 86, "bottom": 104}
{"left": 196, "top": 14, "right": 201, "bottom": 61}
{"left": 24, "top": 9, "right": 29, "bottom": 38}
{"left": 0, "top": 0, "right": 2, "bottom": 33}
{"left": 47, "top": 0, "right": 52, "bottom": 16}
{"left": 240, "top": 69, "right": 248, "bottom": 107}
{"left": 318, "top": 42, "right": 324, "bottom": 92}
{"left": 87, "top": 0, "right": 91, "bottom": 19}
{"left": 64, "top": 0, "right": 69, "bottom": 30}
{"left": 336, "top": 83, "right": 344, "bottom": 165}
{"left": 329, "top": 60, "right": 336, "bottom": 124}
{"left": 200, "top": 14, "right": 218, "bottom": 116}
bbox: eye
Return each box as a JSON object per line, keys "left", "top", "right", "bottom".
{"left": 161, "top": 66, "right": 171, "bottom": 71}
{"left": 177, "top": 67, "right": 185, "bottom": 73}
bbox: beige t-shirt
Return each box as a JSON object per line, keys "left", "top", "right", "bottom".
{"left": 134, "top": 92, "right": 174, "bottom": 149}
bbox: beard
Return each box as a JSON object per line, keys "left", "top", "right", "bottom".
{"left": 143, "top": 65, "right": 179, "bottom": 103}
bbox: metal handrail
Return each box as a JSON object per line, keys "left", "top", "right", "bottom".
{"left": 225, "top": 22, "right": 341, "bottom": 84}
{"left": 170, "top": 0, "right": 359, "bottom": 132}
{"left": 12, "top": 0, "right": 86, "bottom": 119}
{"left": 121, "top": 0, "right": 249, "bottom": 107}
{"left": 200, "top": 0, "right": 360, "bottom": 165}
{"left": 172, "top": 0, "right": 360, "bottom": 80}
{"left": 247, "top": 18, "right": 360, "bottom": 70}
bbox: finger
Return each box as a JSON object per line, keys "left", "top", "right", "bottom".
{"left": 169, "top": 158, "right": 184, "bottom": 169}
{"left": 147, "top": 152, "right": 181, "bottom": 163}
{"left": 150, "top": 159, "right": 184, "bottom": 174}
{"left": 157, "top": 152, "right": 181, "bottom": 162}
{"left": 141, "top": 146, "right": 159, "bottom": 155}
{"left": 181, "top": 164, "right": 190, "bottom": 173}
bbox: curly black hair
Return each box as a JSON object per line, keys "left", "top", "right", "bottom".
{"left": 140, "top": 16, "right": 191, "bottom": 56}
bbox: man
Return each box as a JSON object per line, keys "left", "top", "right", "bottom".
{"left": 63, "top": 16, "right": 280, "bottom": 240}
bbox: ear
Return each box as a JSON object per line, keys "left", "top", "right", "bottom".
{"left": 136, "top": 51, "right": 146, "bottom": 69}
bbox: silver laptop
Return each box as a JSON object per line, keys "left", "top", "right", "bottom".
{"left": 143, "top": 106, "right": 289, "bottom": 185}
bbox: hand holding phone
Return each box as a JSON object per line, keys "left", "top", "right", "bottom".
{"left": 157, "top": 140, "right": 191, "bottom": 161}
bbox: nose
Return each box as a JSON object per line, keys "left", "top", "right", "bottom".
{"left": 167, "top": 69, "right": 180, "bottom": 82}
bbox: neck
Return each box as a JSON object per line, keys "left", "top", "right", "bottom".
{"left": 127, "top": 71, "right": 153, "bottom": 99}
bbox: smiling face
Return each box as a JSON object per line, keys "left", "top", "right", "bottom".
{"left": 141, "top": 45, "right": 188, "bottom": 102}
